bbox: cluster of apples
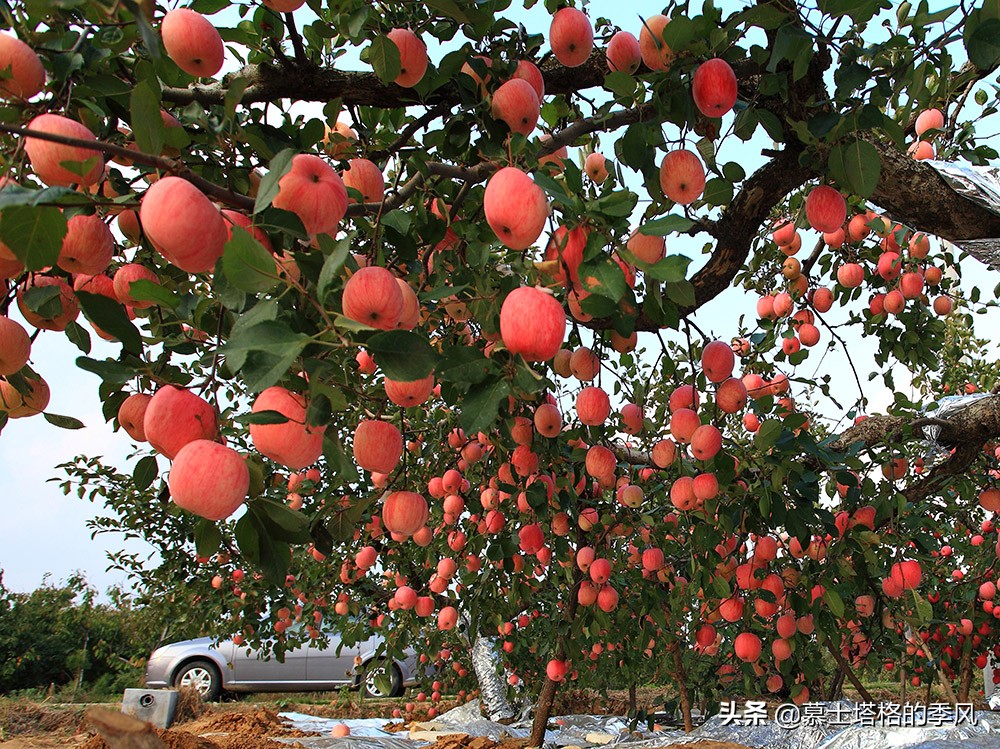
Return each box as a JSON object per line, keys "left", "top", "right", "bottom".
{"left": 756, "top": 197, "right": 953, "bottom": 361}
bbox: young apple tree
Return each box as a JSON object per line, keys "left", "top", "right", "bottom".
{"left": 6, "top": 0, "right": 1000, "bottom": 738}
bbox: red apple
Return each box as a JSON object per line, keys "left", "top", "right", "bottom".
{"left": 606, "top": 31, "right": 640, "bottom": 73}
{"left": 143, "top": 385, "right": 219, "bottom": 460}
{"left": 272, "top": 154, "right": 347, "bottom": 237}
{"left": 58, "top": 214, "right": 115, "bottom": 275}
{"left": 483, "top": 167, "right": 548, "bottom": 250}
{"left": 692, "top": 58, "right": 737, "bottom": 118}
{"left": 17, "top": 275, "right": 79, "bottom": 331}
{"left": 353, "top": 419, "right": 403, "bottom": 474}
{"left": 0, "top": 32, "right": 45, "bottom": 99}
{"left": 500, "top": 286, "right": 565, "bottom": 361}
{"left": 140, "top": 176, "right": 227, "bottom": 273}
{"left": 915, "top": 108, "right": 944, "bottom": 136}
{"left": 513, "top": 60, "right": 545, "bottom": 99}
{"left": 24, "top": 114, "right": 104, "bottom": 187}
{"left": 0, "top": 315, "right": 30, "bottom": 376}
{"left": 118, "top": 393, "right": 152, "bottom": 442}
{"left": 549, "top": 8, "right": 593, "bottom": 68}
{"left": 382, "top": 490, "right": 428, "bottom": 536}
{"left": 161, "top": 9, "right": 225, "bottom": 78}
{"left": 387, "top": 28, "right": 428, "bottom": 88}
{"left": 491, "top": 78, "right": 540, "bottom": 136}
{"left": 113, "top": 263, "right": 160, "bottom": 309}
{"left": 639, "top": 14, "right": 673, "bottom": 71}
{"left": 169, "top": 440, "right": 249, "bottom": 520}
{"left": 249, "top": 386, "right": 326, "bottom": 469}
{"left": 659, "top": 149, "right": 705, "bottom": 205}
{"left": 805, "top": 185, "right": 846, "bottom": 233}
{"left": 342, "top": 158, "right": 385, "bottom": 204}
{"left": 341, "top": 266, "right": 403, "bottom": 329}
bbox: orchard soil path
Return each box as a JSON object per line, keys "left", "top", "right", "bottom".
{"left": 0, "top": 691, "right": 751, "bottom": 749}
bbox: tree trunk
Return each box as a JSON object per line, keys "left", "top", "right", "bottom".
{"left": 628, "top": 683, "right": 637, "bottom": 714}
{"left": 528, "top": 677, "right": 558, "bottom": 747}
{"left": 672, "top": 648, "right": 693, "bottom": 732}
{"left": 925, "top": 678, "right": 932, "bottom": 705}
{"left": 823, "top": 638, "right": 875, "bottom": 703}
{"left": 959, "top": 637, "right": 974, "bottom": 703}
{"left": 900, "top": 660, "right": 907, "bottom": 703}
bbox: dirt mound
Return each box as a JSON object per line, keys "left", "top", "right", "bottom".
{"left": 77, "top": 726, "right": 305, "bottom": 749}
{"left": 182, "top": 707, "right": 300, "bottom": 737}
{"left": 421, "top": 736, "right": 530, "bottom": 749}
{"left": 0, "top": 702, "right": 83, "bottom": 737}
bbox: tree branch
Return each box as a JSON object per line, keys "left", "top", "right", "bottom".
{"left": 0, "top": 124, "right": 254, "bottom": 212}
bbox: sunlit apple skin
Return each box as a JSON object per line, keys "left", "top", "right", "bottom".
{"left": 915, "top": 108, "right": 944, "bottom": 136}
{"left": 0, "top": 374, "right": 49, "bottom": 418}
{"left": 659, "top": 149, "right": 705, "bottom": 205}
{"left": 161, "top": 8, "right": 225, "bottom": 78}
{"left": 491, "top": 78, "right": 540, "bottom": 136}
{"left": 606, "top": 31, "right": 641, "bottom": 73}
{"left": 354, "top": 419, "right": 403, "bottom": 474}
{"left": 387, "top": 28, "right": 428, "bottom": 88}
{"left": 483, "top": 167, "right": 548, "bottom": 250}
{"left": 692, "top": 58, "right": 738, "bottom": 117}
{"left": 0, "top": 32, "right": 45, "bottom": 99}
{"left": 58, "top": 214, "right": 115, "bottom": 276}
{"left": 805, "top": 185, "right": 847, "bottom": 233}
{"left": 272, "top": 154, "right": 347, "bottom": 237}
{"left": 513, "top": 60, "right": 545, "bottom": 99}
{"left": 500, "top": 287, "right": 566, "bottom": 362}
{"left": 549, "top": 7, "right": 593, "bottom": 68}
{"left": 341, "top": 266, "right": 403, "bottom": 329}
{"left": 342, "top": 158, "right": 385, "bottom": 204}
{"left": 24, "top": 114, "right": 104, "bottom": 187}
{"left": 118, "top": 393, "right": 152, "bottom": 442}
{"left": 0, "top": 315, "right": 30, "bottom": 376}
{"left": 249, "top": 386, "right": 326, "bottom": 470}
{"left": 113, "top": 263, "right": 160, "bottom": 309}
{"left": 143, "top": 385, "right": 219, "bottom": 460}
{"left": 639, "top": 14, "right": 673, "bottom": 72}
{"left": 169, "top": 440, "right": 249, "bottom": 521}
{"left": 140, "top": 176, "right": 227, "bottom": 274}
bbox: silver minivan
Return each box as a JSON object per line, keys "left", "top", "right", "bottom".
{"left": 144, "top": 630, "right": 421, "bottom": 700}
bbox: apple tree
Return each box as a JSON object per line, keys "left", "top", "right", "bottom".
{"left": 6, "top": 0, "right": 1000, "bottom": 738}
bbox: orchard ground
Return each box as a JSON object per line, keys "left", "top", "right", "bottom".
{"left": 0, "top": 680, "right": 976, "bottom": 749}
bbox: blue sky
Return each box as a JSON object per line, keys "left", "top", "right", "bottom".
{"left": 2, "top": 0, "right": 998, "bottom": 597}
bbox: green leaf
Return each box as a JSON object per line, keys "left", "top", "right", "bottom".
{"left": 912, "top": 590, "right": 933, "bottom": 623}
{"left": 76, "top": 291, "right": 143, "bottom": 356}
{"left": 237, "top": 409, "right": 290, "bottom": 425}
{"left": 253, "top": 149, "right": 295, "bottom": 215}
{"left": 127, "top": 279, "right": 178, "bottom": 309}
{"left": 316, "top": 233, "right": 351, "bottom": 301}
{"left": 0, "top": 205, "right": 68, "bottom": 271}
{"left": 665, "top": 280, "right": 695, "bottom": 308}
{"left": 222, "top": 226, "right": 279, "bottom": 293}
{"left": 823, "top": 588, "right": 845, "bottom": 618}
{"left": 755, "top": 419, "right": 783, "bottom": 449}
{"left": 326, "top": 496, "right": 375, "bottom": 543}
{"left": 43, "top": 412, "right": 85, "bottom": 429}
{"left": 133, "top": 454, "right": 158, "bottom": 490}
{"left": 235, "top": 510, "right": 291, "bottom": 585}
{"left": 829, "top": 139, "right": 881, "bottom": 197}
{"left": 195, "top": 518, "right": 222, "bottom": 558}
{"left": 222, "top": 320, "right": 310, "bottom": 392}
{"left": 224, "top": 77, "right": 250, "bottom": 120}
{"left": 644, "top": 255, "right": 692, "bottom": 283}
{"left": 366, "top": 330, "right": 439, "bottom": 381}
{"left": 639, "top": 215, "right": 694, "bottom": 236}
{"left": 130, "top": 78, "right": 164, "bottom": 156}
{"left": 460, "top": 379, "right": 511, "bottom": 433}
{"left": 368, "top": 35, "right": 401, "bottom": 84}
{"left": 604, "top": 71, "right": 637, "bottom": 97}
{"left": 424, "top": 0, "right": 470, "bottom": 23}
{"left": 817, "top": 0, "right": 887, "bottom": 24}
{"left": 579, "top": 257, "right": 627, "bottom": 301}
{"left": 64, "top": 320, "right": 91, "bottom": 354}
{"left": 254, "top": 498, "right": 311, "bottom": 544}
{"left": 966, "top": 17, "right": 1000, "bottom": 69}
{"left": 436, "top": 346, "right": 493, "bottom": 386}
